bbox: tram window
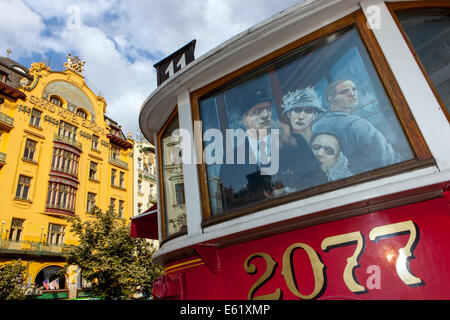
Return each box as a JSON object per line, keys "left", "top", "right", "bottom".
{"left": 395, "top": 8, "right": 450, "bottom": 118}
{"left": 159, "top": 112, "right": 187, "bottom": 237}
{"left": 198, "top": 26, "right": 416, "bottom": 217}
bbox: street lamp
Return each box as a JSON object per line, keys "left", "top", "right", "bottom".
{"left": 39, "top": 226, "right": 44, "bottom": 243}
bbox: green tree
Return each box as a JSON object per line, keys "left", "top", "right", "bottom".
{"left": 0, "top": 259, "right": 27, "bottom": 300}
{"left": 63, "top": 207, "right": 164, "bottom": 300}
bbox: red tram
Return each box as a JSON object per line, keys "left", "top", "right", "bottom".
{"left": 133, "top": 0, "right": 450, "bottom": 300}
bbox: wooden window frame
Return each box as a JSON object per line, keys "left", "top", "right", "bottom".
{"left": 30, "top": 108, "right": 42, "bottom": 127}
{"left": 386, "top": 0, "right": 450, "bottom": 123}
{"left": 15, "top": 175, "right": 32, "bottom": 201}
{"left": 86, "top": 192, "right": 96, "bottom": 213}
{"left": 190, "top": 9, "right": 434, "bottom": 227}
{"left": 23, "top": 138, "right": 37, "bottom": 162}
{"left": 157, "top": 108, "right": 188, "bottom": 242}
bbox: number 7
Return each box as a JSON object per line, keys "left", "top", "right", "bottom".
{"left": 321, "top": 231, "right": 366, "bottom": 293}
{"left": 369, "top": 220, "right": 424, "bottom": 287}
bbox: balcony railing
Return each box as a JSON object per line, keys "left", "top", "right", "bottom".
{"left": 0, "top": 239, "right": 65, "bottom": 256}
{"left": 53, "top": 134, "right": 82, "bottom": 151}
{"left": 109, "top": 156, "right": 128, "bottom": 169}
{"left": 0, "top": 112, "right": 14, "bottom": 129}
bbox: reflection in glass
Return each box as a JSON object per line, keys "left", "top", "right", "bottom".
{"left": 199, "top": 26, "right": 415, "bottom": 217}
{"left": 397, "top": 8, "right": 450, "bottom": 115}
{"left": 160, "top": 114, "right": 187, "bottom": 236}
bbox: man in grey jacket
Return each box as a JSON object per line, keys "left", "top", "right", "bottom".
{"left": 312, "top": 79, "right": 400, "bottom": 175}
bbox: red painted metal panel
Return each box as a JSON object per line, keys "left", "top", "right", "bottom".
{"left": 156, "top": 192, "right": 450, "bottom": 300}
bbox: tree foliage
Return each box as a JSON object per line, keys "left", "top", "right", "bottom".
{"left": 63, "top": 207, "right": 164, "bottom": 299}
{"left": 0, "top": 259, "right": 27, "bottom": 300}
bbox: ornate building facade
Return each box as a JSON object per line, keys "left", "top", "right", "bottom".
{"left": 133, "top": 139, "right": 157, "bottom": 217}
{"left": 0, "top": 54, "right": 134, "bottom": 299}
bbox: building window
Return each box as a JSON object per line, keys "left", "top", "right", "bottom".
{"left": 15, "top": 175, "right": 31, "bottom": 200}
{"left": 111, "top": 146, "right": 120, "bottom": 160}
{"left": 89, "top": 161, "right": 98, "bottom": 180}
{"left": 47, "top": 224, "right": 65, "bottom": 245}
{"left": 109, "top": 198, "right": 116, "bottom": 212}
{"left": 118, "top": 200, "right": 124, "bottom": 218}
{"left": 159, "top": 112, "right": 187, "bottom": 237}
{"left": 138, "top": 158, "right": 142, "bottom": 170}
{"left": 86, "top": 192, "right": 96, "bottom": 213}
{"left": 51, "top": 148, "right": 79, "bottom": 177}
{"left": 46, "top": 182, "right": 77, "bottom": 212}
{"left": 119, "top": 172, "right": 124, "bottom": 188}
{"left": 138, "top": 202, "right": 142, "bottom": 215}
{"left": 23, "top": 139, "right": 37, "bottom": 161}
{"left": 50, "top": 96, "right": 63, "bottom": 107}
{"left": 138, "top": 179, "right": 142, "bottom": 193}
{"left": 395, "top": 7, "right": 450, "bottom": 118}
{"left": 175, "top": 183, "right": 185, "bottom": 205}
{"left": 30, "top": 108, "right": 42, "bottom": 127}
{"left": 91, "top": 135, "right": 99, "bottom": 151}
{"left": 9, "top": 218, "right": 24, "bottom": 241}
{"left": 0, "top": 71, "right": 7, "bottom": 83}
{"left": 76, "top": 109, "right": 87, "bottom": 119}
{"left": 58, "top": 121, "right": 77, "bottom": 140}
{"left": 111, "top": 169, "right": 116, "bottom": 186}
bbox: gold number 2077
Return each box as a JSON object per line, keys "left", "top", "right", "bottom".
{"left": 244, "top": 220, "right": 422, "bottom": 300}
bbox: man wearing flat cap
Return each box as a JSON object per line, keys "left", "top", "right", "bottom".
{"left": 219, "top": 86, "right": 327, "bottom": 210}
{"left": 312, "top": 79, "right": 400, "bottom": 175}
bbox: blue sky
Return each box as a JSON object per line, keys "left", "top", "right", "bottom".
{"left": 0, "top": 0, "right": 302, "bottom": 138}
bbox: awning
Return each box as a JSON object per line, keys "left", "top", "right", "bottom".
{"left": 130, "top": 203, "right": 158, "bottom": 240}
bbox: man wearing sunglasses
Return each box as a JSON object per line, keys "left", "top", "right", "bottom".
{"left": 311, "top": 133, "right": 352, "bottom": 181}
{"left": 312, "top": 79, "right": 399, "bottom": 175}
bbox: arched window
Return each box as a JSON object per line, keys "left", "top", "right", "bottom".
{"left": 35, "top": 266, "right": 66, "bottom": 290}
{"left": 49, "top": 95, "right": 63, "bottom": 107}
{"left": 76, "top": 108, "right": 88, "bottom": 119}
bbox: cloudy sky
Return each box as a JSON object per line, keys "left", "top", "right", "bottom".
{"left": 0, "top": 0, "right": 302, "bottom": 138}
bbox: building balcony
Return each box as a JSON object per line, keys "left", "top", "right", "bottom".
{"left": 141, "top": 170, "right": 156, "bottom": 182}
{"left": 45, "top": 203, "right": 75, "bottom": 217}
{"left": 0, "top": 239, "right": 65, "bottom": 257}
{"left": 53, "top": 134, "right": 82, "bottom": 151}
{"left": 0, "top": 152, "right": 5, "bottom": 167}
{"left": 0, "top": 112, "right": 14, "bottom": 131}
{"left": 109, "top": 156, "right": 128, "bottom": 169}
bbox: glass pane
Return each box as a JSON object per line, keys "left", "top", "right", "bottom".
{"left": 396, "top": 8, "right": 450, "bottom": 116}
{"left": 160, "top": 114, "right": 187, "bottom": 236}
{"left": 198, "top": 26, "right": 415, "bottom": 216}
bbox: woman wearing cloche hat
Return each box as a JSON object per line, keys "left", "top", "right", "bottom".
{"left": 281, "top": 86, "right": 326, "bottom": 143}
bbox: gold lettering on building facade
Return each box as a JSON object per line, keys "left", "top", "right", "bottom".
{"left": 25, "top": 95, "right": 105, "bottom": 135}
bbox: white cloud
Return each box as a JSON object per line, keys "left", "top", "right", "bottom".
{"left": 0, "top": 0, "right": 303, "bottom": 136}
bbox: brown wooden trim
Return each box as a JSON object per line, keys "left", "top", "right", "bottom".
{"left": 191, "top": 13, "right": 356, "bottom": 98}
{"left": 202, "top": 157, "right": 435, "bottom": 228}
{"left": 190, "top": 8, "right": 435, "bottom": 228}
{"left": 386, "top": 1, "right": 450, "bottom": 123}
{"left": 190, "top": 92, "right": 212, "bottom": 222}
{"left": 157, "top": 108, "right": 188, "bottom": 240}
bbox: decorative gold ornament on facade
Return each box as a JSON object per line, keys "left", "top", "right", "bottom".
{"left": 64, "top": 53, "right": 86, "bottom": 74}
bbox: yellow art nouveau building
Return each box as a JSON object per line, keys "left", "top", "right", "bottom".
{"left": 0, "top": 54, "right": 134, "bottom": 299}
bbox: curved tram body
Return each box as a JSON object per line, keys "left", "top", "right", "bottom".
{"left": 137, "top": 0, "right": 450, "bottom": 300}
